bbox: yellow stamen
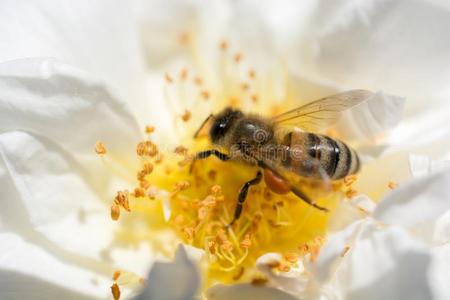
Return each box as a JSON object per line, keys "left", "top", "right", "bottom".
{"left": 220, "top": 40, "right": 228, "bottom": 51}
{"left": 234, "top": 52, "right": 243, "bottom": 63}
{"left": 94, "top": 141, "right": 107, "bottom": 155}
{"left": 110, "top": 203, "right": 120, "bottom": 221}
{"left": 181, "top": 110, "right": 192, "bottom": 122}
{"left": 165, "top": 72, "right": 174, "bottom": 83}
{"left": 111, "top": 283, "right": 120, "bottom": 300}
{"left": 388, "top": 181, "right": 398, "bottom": 189}
{"left": 340, "top": 245, "right": 351, "bottom": 257}
{"left": 112, "top": 270, "right": 121, "bottom": 281}
{"left": 115, "top": 190, "right": 130, "bottom": 212}
{"left": 106, "top": 42, "right": 351, "bottom": 290}
{"left": 145, "top": 125, "right": 155, "bottom": 134}
{"left": 180, "top": 68, "right": 189, "bottom": 80}
{"left": 178, "top": 32, "right": 190, "bottom": 46}
{"left": 200, "top": 90, "right": 210, "bottom": 100}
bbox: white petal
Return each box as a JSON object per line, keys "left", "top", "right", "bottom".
{"left": 0, "top": 232, "right": 111, "bottom": 299}
{"left": 206, "top": 283, "right": 299, "bottom": 300}
{"left": 328, "top": 194, "right": 375, "bottom": 232}
{"left": 133, "top": 0, "right": 204, "bottom": 66}
{"left": 136, "top": 0, "right": 260, "bottom": 73}
{"left": 433, "top": 211, "right": 450, "bottom": 245}
{"left": 0, "top": 58, "right": 148, "bottom": 294}
{"left": 373, "top": 168, "right": 450, "bottom": 237}
{"left": 0, "top": 58, "right": 142, "bottom": 157}
{"left": 409, "top": 154, "right": 450, "bottom": 177}
{"left": 429, "top": 243, "right": 450, "bottom": 300}
{"left": 135, "top": 246, "right": 199, "bottom": 300}
{"left": 0, "top": 0, "right": 148, "bottom": 120}
{"left": 312, "top": 221, "right": 433, "bottom": 300}
{"left": 256, "top": 253, "right": 307, "bottom": 296}
{"left": 290, "top": 0, "right": 450, "bottom": 113}
{"left": 335, "top": 90, "right": 405, "bottom": 147}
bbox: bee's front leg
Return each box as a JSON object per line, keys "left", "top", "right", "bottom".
{"left": 190, "top": 149, "right": 230, "bottom": 173}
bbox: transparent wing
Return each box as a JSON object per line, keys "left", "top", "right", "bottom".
{"left": 272, "top": 90, "right": 373, "bottom": 132}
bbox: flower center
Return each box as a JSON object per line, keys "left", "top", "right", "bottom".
{"left": 98, "top": 39, "right": 359, "bottom": 294}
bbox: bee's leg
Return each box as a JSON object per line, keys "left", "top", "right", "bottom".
{"left": 227, "top": 170, "right": 263, "bottom": 227}
{"left": 253, "top": 155, "right": 329, "bottom": 212}
{"left": 190, "top": 149, "right": 230, "bottom": 173}
{"left": 291, "top": 186, "right": 329, "bottom": 212}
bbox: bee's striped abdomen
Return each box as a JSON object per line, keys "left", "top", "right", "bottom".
{"left": 282, "top": 131, "right": 360, "bottom": 180}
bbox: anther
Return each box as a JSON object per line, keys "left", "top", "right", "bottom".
{"left": 95, "top": 141, "right": 107, "bottom": 155}
{"left": 181, "top": 110, "right": 192, "bottom": 122}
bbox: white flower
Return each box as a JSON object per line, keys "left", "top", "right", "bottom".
{"left": 1, "top": 1, "right": 449, "bottom": 300}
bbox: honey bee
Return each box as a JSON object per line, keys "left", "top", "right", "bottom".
{"left": 192, "top": 90, "right": 370, "bottom": 226}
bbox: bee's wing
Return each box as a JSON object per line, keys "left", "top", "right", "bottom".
{"left": 272, "top": 90, "right": 373, "bottom": 132}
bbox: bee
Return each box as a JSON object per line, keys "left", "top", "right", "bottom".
{"left": 192, "top": 90, "right": 370, "bottom": 226}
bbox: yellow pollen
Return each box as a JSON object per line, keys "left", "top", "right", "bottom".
{"left": 171, "top": 180, "right": 190, "bottom": 196}
{"left": 111, "top": 283, "right": 120, "bottom": 300}
{"left": 219, "top": 40, "right": 228, "bottom": 51}
{"left": 165, "top": 72, "right": 174, "bottom": 83}
{"left": 234, "top": 52, "right": 243, "bottom": 63}
{"left": 183, "top": 227, "right": 195, "bottom": 241}
{"left": 344, "top": 174, "right": 358, "bottom": 186}
{"left": 240, "top": 82, "right": 250, "bottom": 91}
{"left": 388, "top": 181, "right": 398, "bottom": 189}
{"left": 251, "top": 276, "right": 268, "bottom": 286}
{"left": 180, "top": 68, "right": 189, "bottom": 80}
{"left": 200, "top": 90, "right": 210, "bottom": 100}
{"left": 145, "top": 125, "right": 155, "bottom": 134}
{"left": 181, "top": 110, "right": 192, "bottom": 122}
{"left": 278, "top": 261, "right": 291, "bottom": 272}
{"left": 346, "top": 189, "right": 358, "bottom": 199}
{"left": 229, "top": 97, "right": 241, "bottom": 107}
{"left": 110, "top": 203, "right": 120, "bottom": 221}
{"left": 115, "top": 190, "right": 130, "bottom": 212}
{"left": 248, "top": 69, "right": 256, "bottom": 79}
{"left": 240, "top": 234, "right": 252, "bottom": 249}
{"left": 193, "top": 76, "right": 204, "bottom": 85}
{"left": 174, "top": 145, "right": 188, "bottom": 156}
{"left": 94, "top": 141, "right": 107, "bottom": 155}
{"left": 178, "top": 31, "right": 190, "bottom": 45}
{"left": 134, "top": 187, "right": 146, "bottom": 198}
{"left": 283, "top": 252, "right": 299, "bottom": 264}
{"left": 340, "top": 245, "right": 351, "bottom": 257}
{"left": 136, "top": 141, "right": 158, "bottom": 157}
{"left": 143, "top": 162, "right": 154, "bottom": 174}
{"left": 112, "top": 270, "right": 121, "bottom": 281}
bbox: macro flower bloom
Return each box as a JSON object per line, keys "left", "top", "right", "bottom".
{"left": 1, "top": 1, "right": 450, "bottom": 300}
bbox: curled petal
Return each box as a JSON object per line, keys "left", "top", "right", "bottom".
{"left": 311, "top": 221, "right": 433, "bottom": 300}
{"left": 374, "top": 168, "right": 450, "bottom": 237}
{"left": 0, "top": 58, "right": 148, "bottom": 296}
{"left": 135, "top": 245, "right": 199, "bottom": 300}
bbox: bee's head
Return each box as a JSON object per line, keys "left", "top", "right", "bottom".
{"left": 209, "top": 107, "right": 243, "bottom": 144}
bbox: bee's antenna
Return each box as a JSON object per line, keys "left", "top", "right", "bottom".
{"left": 194, "top": 114, "right": 213, "bottom": 138}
